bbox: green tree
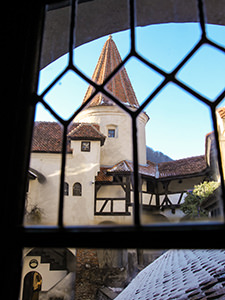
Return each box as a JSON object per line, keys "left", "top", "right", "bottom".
{"left": 181, "top": 181, "right": 220, "bottom": 219}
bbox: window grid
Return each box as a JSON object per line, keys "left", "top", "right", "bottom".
{"left": 30, "top": 0, "right": 225, "bottom": 232}
{"left": 108, "top": 129, "right": 115, "bottom": 138}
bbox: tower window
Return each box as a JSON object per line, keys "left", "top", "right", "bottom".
{"left": 108, "top": 129, "right": 115, "bottom": 138}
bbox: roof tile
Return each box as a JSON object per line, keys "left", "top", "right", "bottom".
{"left": 32, "top": 121, "right": 105, "bottom": 152}
{"left": 82, "top": 35, "right": 139, "bottom": 109}
{"left": 31, "top": 122, "right": 65, "bottom": 153}
{"left": 95, "top": 168, "right": 113, "bottom": 182}
{"left": 68, "top": 123, "right": 106, "bottom": 145}
{"left": 105, "top": 156, "right": 207, "bottom": 179}
{"left": 158, "top": 155, "right": 207, "bottom": 178}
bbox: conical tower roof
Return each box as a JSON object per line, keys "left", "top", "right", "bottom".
{"left": 82, "top": 35, "right": 139, "bottom": 109}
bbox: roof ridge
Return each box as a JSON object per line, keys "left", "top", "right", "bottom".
{"left": 67, "top": 122, "right": 104, "bottom": 136}
{"left": 107, "top": 160, "right": 133, "bottom": 173}
{"left": 104, "top": 155, "right": 207, "bottom": 179}
{"left": 158, "top": 155, "right": 205, "bottom": 166}
{"left": 67, "top": 123, "right": 82, "bottom": 136}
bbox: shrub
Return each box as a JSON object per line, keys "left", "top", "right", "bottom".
{"left": 181, "top": 181, "right": 220, "bottom": 219}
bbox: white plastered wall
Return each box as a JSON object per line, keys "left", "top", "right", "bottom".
{"left": 74, "top": 105, "right": 149, "bottom": 166}
{"left": 28, "top": 140, "right": 101, "bottom": 226}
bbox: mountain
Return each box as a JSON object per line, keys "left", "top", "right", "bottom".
{"left": 146, "top": 146, "right": 173, "bottom": 163}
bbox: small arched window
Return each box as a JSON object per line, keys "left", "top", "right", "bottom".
{"left": 73, "top": 182, "right": 82, "bottom": 196}
{"left": 64, "top": 182, "right": 69, "bottom": 196}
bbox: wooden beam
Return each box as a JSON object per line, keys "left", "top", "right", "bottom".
{"left": 94, "top": 212, "right": 131, "bottom": 216}
{"left": 148, "top": 194, "right": 153, "bottom": 205}
{"left": 125, "top": 176, "right": 131, "bottom": 213}
{"left": 96, "top": 198, "right": 127, "bottom": 201}
{"left": 99, "top": 200, "right": 109, "bottom": 213}
{"left": 178, "top": 192, "right": 184, "bottom": 204}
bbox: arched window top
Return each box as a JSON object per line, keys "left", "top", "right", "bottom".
{"left": 73, "top": 182, "right": 82, "bottom": 196}
{"left": 64, "top": 182, "right": 69, "bottom": 196}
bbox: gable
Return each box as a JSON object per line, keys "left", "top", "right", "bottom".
{"left": 31, "top": 122, "right": 105, "bottom": 153}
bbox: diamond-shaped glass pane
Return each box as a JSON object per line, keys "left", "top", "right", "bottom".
{"left": 41, "top": 70, "right": 89, "bottom": 121}
{"left": 105, "top": 56, "right": 164, "bottom": 110}
{"left": 206, "top": 24, "right": 225, "bottom": 49}
{"left": 136, "top": 23, "right": 201, "bottom": 73}
{"left": 177, "top": 44, "right": 225, "bottom": 101}
{"left": 144, "top": 84, "right": 213, "bottom": 160}
{"left": 136, "top": 0, "right": 200, "bottom": 73}
{"left": 139, "top": 83, "right": 224, "bottom": 224}
{"left": 38, "top": 53, "right": 69, "bottom": 95}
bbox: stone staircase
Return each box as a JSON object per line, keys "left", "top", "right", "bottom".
{"left": 27, "top": 248, "right": 67, "bottom": 271}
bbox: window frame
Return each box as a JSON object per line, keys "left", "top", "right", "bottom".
{"left": 18, "top": 0, "right": 225, "bottom": 247}
{"left": 108, "top": 129, "right": 116, "bottom": 138}
{"left": 81, "top": 141, "right": 91, "bottom": 152}
{"left": 107, "top": 124, "right": 118, "bottom": 138}
{"left": 5, "top": 1, "right": 225, "bottom": 298}
{"left": 73, "top": 182, "right": 82, "bottom": 196}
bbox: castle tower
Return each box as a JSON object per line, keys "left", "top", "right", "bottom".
{"left": 74, "top": 35, "right": 149, "bottom": 165}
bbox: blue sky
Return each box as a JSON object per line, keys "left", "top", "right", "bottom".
{"left": 37, "top": 23, "right": 225, "bottom": 160}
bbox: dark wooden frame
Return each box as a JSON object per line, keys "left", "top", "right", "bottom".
{"left": 95, "top": 175, "right": 131, "bottom": 215}
{"left": 81, "top": 141, "right": 91, "bottom": 152}
{"left": 3, "top": 0, "right": 225, "bottom": 299}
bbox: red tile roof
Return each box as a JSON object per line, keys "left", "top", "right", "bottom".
{"left": 107, "top": 160, "right": 134, "bottom": 173}
{"left": 82, "top": 35, "right": 139, "bottom": 109}
{"left": 157, "top": 155, "right": 207, "bottom": 178}
{"left": 32, "top": 122, "right": 64, "bottom": 153}
{"left": 95, "top": 168, "right": 113, "bottom": 182}
{"left": 31, "top": 121, "right": 105, "bottom": 153}
{"left": 67, "top": 123, "right": 106, "bottom": 146}
{"left": 102, "top": 156, "right": 207, "bottom": 180}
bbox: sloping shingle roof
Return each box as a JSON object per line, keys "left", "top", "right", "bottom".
{"left": 32, "top": 122, "right": 64, "bottom": 153}
{"left": 103, "top": 156, "right": 207, "bottom": 180}
{"left": 82, "top": 35, "right": 139, "bottom": 109}
{"left": 67, "top": 123, "right": 106, "bottom": 146}
{"left": 95, "top": 167, "right": 113, "bottom": 182}
{"left": 115, "top": 249, "right": 225, "bottom": 300}
{"left": 31, "top": 121, "right": 105, "bottom": 153}
{"left": 157, "top": 155, "right": 207, "bottom": 178}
